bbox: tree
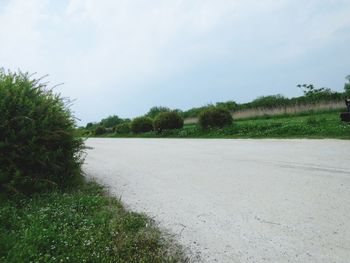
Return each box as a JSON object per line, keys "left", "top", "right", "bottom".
{"left": 100, "top": 115, "right": 122, "bottom": 128}
{"left": 215, "top": 100, "right": 238, "bottom": 111}
{"left": 345, "top": 75, "right": 350, "bottom": 95}
{"left": 297, "top": 84, "right": 331, "bottom": 96}
{"left": 146, "top": 106, "right": 171, "bottom": 119}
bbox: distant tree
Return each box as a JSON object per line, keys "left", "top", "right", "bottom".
{"left": 146, "top": 106, "right": 171, "bottom": 119}
{"left": 216, "top": 100, "right": 238, "bottom": 111}
{"left": 345, "top": 75, "right": 350, "bottom": 95}
{"left": 86, "top": 122, "right": 94, "bottom": 129}
{"left": 100, "top": 115, "right": 123, "bottom": 128}
{"left": 297, "top": 84, "right": 331, "bottom": 96}
{"left": 250, "top": 95, "right": 288, "bottom": 109}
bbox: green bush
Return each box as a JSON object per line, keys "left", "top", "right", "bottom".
{"left": 153, "top": 112, "right": 184, "bottom": 133}
{"left": 114, "top": 122, "right": 131, "bottom": 134}
{"left": 130, "top": 117, "right": 153, "bottom": 133}
{"left": 0, "top": 70, "right": 84, "bottom": 195}
{"left": 198, "top": 107, "right": 233, "bottom": 129}
{"left": 94, "top": 126, "right": 106, "bottom": 135}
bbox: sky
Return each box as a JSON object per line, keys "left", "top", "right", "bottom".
{"left": 0, "top": 0, "right": 350, "bottom": 124}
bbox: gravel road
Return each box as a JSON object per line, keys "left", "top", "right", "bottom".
{"left": 84, "top": 138, "right": 350, "bottom": 263}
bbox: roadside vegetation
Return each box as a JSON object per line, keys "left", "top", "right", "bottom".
{"left": 0, "top": 182, "right": 184, "bottom": 263}
{"left": 0, "top": 70, "right": 185, "bottom": 262}
{"left": 94, "top": 111, "right": 350, "bottom": 139}
{"left": 82, "top": 77, "right": 350, "bottom": 139}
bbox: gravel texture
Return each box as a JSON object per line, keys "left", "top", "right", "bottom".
{"left": 84, "top": 138, "right": 350, "bottom": 263}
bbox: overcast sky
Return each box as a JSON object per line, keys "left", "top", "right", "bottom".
{"left": 1, "top": 0, "right": 350, "bottom": 124}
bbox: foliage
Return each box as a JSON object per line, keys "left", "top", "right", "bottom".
{"left": 345, "top": 75, "right": 350, "bottom": 95}
{"left": 146, "top": 106, "right": 171, "bottom": 119}
{"left": 297, "top": 84, "right": 332, "bottom": 96}
{"left": 94, "top": 126, "right": 106, "bottom": 135}
{"left": 114, "top": 122, "right": 131, "bottom": 134}
{"left": 198, "top": 107, "right": 233, "bottom": 129}
{"left": 130, "top": 117, "right": 153, "bottom": 133}
{"left": 110, "top": 111, "right": 350, "bottom": 139}
{"left": 215, "top": 100, "right": 238, "bottom": 111}
{"left": 0, "top": 182, "right": 185, "bottom": 263}
{"left": 180, "top": 85, "right": 345, "bottom": 118}
{"left": 249, "top": 95, "right": 289, "bottom": 109}
{"left": 99, "top": 115, "right": 123, "bottom": 128}
{"left": 181, "top": 104, "right": 213, "bottom": 119}
{"left": 0, "top": 70, "right": 84, "bottom": 196}
{"left": 153, "top": 112, "right": 184, "bottom": 133}
{"left": 86, "top": 122, "right": 94, "bottom": 129}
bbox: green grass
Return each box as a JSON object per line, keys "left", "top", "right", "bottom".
{"left": 0, "top": 182, "right": 185, "bottom": 263}
{"left": 96, "top": 111, "right": 350, "bottom": 139}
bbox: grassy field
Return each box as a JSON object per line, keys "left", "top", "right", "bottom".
{"left": 100, "top": 111, "right": 350, "bottom": 139}
{"left": 0, "top": 182, "right": 185, "bottom": 263}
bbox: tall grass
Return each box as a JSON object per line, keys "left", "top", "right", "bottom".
{"left": 185, "top": 100, "right": 345, "bottom": 124}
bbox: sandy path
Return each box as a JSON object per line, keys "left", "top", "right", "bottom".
{"left": 84, "top": 138, "right": 350, "bottom": 263}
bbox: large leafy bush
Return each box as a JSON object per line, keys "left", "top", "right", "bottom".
{"left": 114, "top": 122, "right": 131, "bottom": 134}
{"left": 0, "top": 70, "right": 84, "bottom": 195}
{"left": 153, "top": 112, "right": 184, "bottom": 133}
{"left": 94, "top": 126, "right": 106, "bottom": 135}
{"left": 198, "top": 107, "right": 233, "bottom": 129}
{"left": 130, "top": 117, "right": 153, "bottom": 133}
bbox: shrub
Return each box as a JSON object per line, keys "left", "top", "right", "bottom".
{"left": 0, "top": 70, "right": 84, "bottom": 195}
{"left": 114, "top": 122, "right": 131, "bottom": 134}
{"left": 94, "top": 126, "right": 106, "bottom": 135}
{"left": 198, "top": 107, "right": 233, "bottom": 129}
{"left": 153, "top": 112, "right": 184, "bottom": 133}
{"left": 130, "top": 117, "right": 153, "bottom": 133}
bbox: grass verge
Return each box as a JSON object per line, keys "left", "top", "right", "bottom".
{"left": 0, "top": 181, "right": 185, "bottom": 263}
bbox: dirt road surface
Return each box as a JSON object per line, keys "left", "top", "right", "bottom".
{"left": 84, "top": 138, "right": 350, "bottom": 263}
